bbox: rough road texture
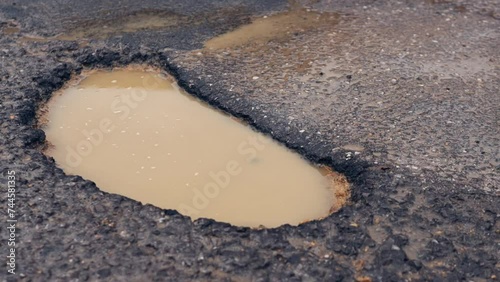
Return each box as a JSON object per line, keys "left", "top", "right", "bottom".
{"left": 0, "top": 0, "right": 499, "bottom": 281}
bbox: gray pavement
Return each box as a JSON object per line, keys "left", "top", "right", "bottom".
{"left": 0, "top": 0, "right": 498, "bottom": 281}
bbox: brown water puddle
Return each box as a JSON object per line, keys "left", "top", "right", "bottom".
{"left": 2, "top": 26, "right": 20, "bottom": 35}
{"left": 15, "top": 10, "right": 185, "bottom": 42}
{"left": 198, "top": 6, "right": 343, "bottom": 78}
{"left": 57, "top": 10, "right": 186, "bottom": 40}
{"left": 18, "top": 35, "right": 53, "bottom": 43}
{"left": 15, "top": 8, "right": 244, "bottom": 42}
{"left": 40, "top": 67, "right": 349, "bottom": 228}
{"left": 204, "top": 8, "right": 340, "bottom": 50}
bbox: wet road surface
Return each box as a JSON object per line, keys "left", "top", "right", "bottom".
{"left": 0, "top": 0, "right": 499, "bottom": 280}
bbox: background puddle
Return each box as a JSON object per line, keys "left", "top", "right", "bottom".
{"left": 56, "top": 10, "right": 186, "bottom": 40}
{"left": 40, "top": 67, "right": 349, "bottom": 228}
{"left": 204, "top": 8, "right": 340, "bottom": 50}
{"left": 2, "top": 26, "right": 20, "bottom": 35}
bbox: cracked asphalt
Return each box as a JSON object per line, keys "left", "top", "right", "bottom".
{"left": 0, "top": 0, "right": 499, "bottom": 281}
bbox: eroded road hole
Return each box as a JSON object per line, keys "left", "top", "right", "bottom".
{"left": 39, "top": 66, "right": 349, "bottom": 228}
{"left": 204, "top": 8, "right": 340, "bottom": 50}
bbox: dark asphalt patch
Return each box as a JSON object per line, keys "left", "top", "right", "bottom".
{"left": 0, "top": 47, "right": 495, "bottom": 280}
{"left": 1, "top": 0, "right": 499, "bottom": 280}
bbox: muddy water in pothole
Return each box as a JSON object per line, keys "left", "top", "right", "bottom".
{"left": 41, "top": 68, "right": 348, "bottom": 228}
{"left": 204, "top": 8, "right": 339, "bottom": 50}
{"left": 2, "top": 26, "right": 20, "bottom": 35}
{"left": 57, "top": 11, "right": 186, "bottom": 40}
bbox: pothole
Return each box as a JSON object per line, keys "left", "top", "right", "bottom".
{"left": 39, "top": 66, "right": 349, "bottom": 228}
{"left": 0, "top": 21, "right": 20, "bottom": 35}
{"left": 204, "top": 8, "right": 340, "bottom": 50}
{"left": 56, "top": 10, "right": 187, "bottom": 40}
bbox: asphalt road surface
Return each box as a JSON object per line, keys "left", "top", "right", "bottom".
{"left": 0, "top": 0, "right": 499, "bottom": 281}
